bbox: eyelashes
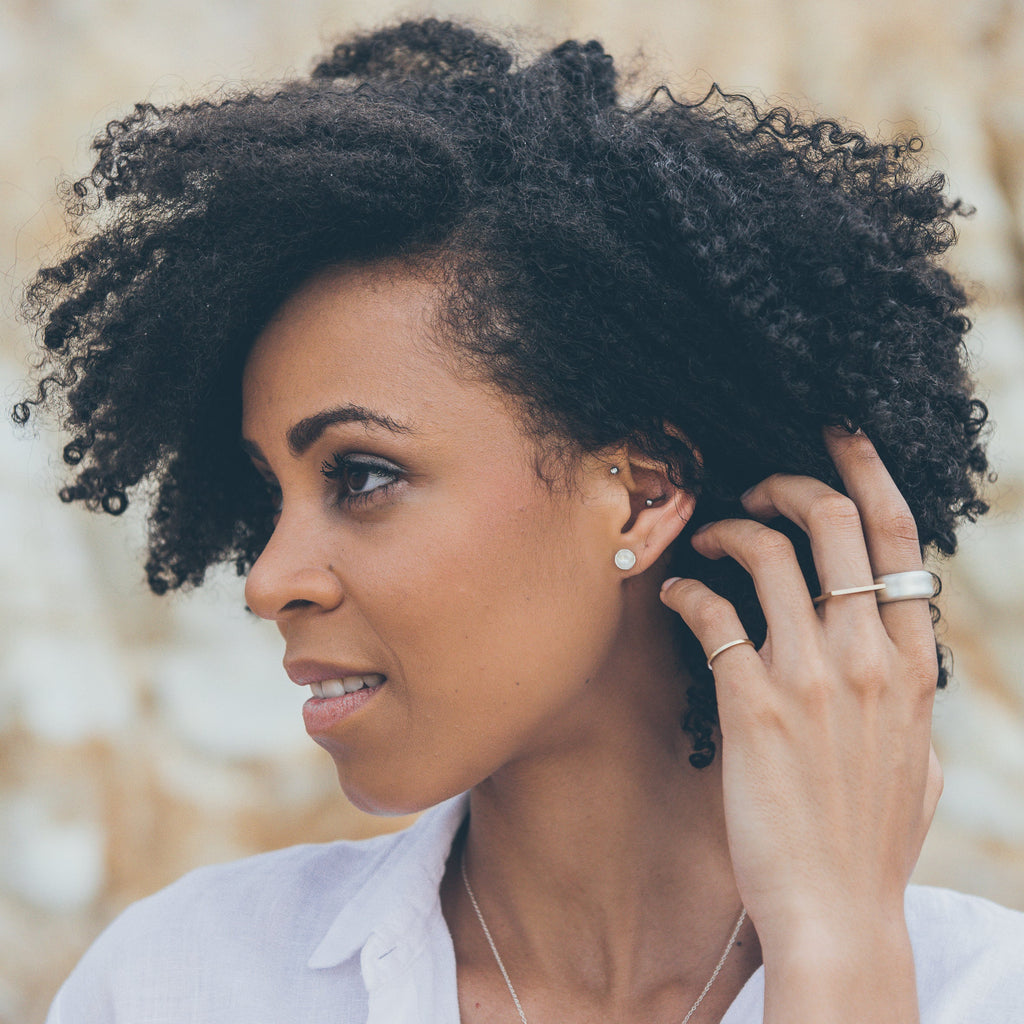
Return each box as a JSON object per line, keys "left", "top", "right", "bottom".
{"left": 319, "top": 452, "right": 403, "bottom": 508}
{"left": 250, "top": 451, "right": 403, "bottom": 522}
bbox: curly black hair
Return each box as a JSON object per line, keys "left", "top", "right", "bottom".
{"left": 15, "top": 18, "right": 989, "bottom": 767}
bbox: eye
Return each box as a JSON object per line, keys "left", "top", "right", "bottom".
{"left": 320, "top": 453, "right": 402, "bottom": 507}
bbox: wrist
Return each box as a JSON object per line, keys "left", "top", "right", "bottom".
{"left": 761, "top": 911, "right": 919, "bottom": 1024}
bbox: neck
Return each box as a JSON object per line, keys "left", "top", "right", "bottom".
{"left": 442, "top": 607, "right": 761, "bottom": 1020}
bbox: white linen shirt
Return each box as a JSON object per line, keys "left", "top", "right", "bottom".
{"left": 48, "top": 792, "right": 1024, "bottom": 1024}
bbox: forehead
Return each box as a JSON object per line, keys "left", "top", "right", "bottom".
{"left": 244, "top": 262, "right": 437, "bottom": 399}
{"left": 239, "top": 263, "right": 530, "bottom": 457}
{"left": 243, "top": 263, "right": 454, "bottom": 431}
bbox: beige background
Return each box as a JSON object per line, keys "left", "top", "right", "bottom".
{"left": 2, "top": 1, "right": 1023, "bottom": 1021}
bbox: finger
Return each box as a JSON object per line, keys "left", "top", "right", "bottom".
{"left": 691, "top": 518, "right": 821, "bottom": 644}
{"left": 659, "top": 577, "right": 765, "bottom": 684}
{"left": 823, "top": 427, "right": 923, "bottom": 568}
{"left": 739, "top": 472, "right": 878, "bottom": 617}
{"left": 822, "top": 427, "right": 934, "bottom": 641}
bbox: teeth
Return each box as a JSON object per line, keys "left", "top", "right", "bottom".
{"left": 309, "top": 675, "right": 386, "bottom": 698}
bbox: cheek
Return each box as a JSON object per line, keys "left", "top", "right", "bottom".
{"left": 361, "top": 478, "right": 619, "bottom": 711}
{"left": 319, "top": 485, "right": 623, "bottom": 813}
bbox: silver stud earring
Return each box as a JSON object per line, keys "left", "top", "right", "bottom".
{"left": 614, "top": 549, "right": 637, "bottom": 570}
{"left": 610, "top": 466, "right": 620, "bottom": 475}
{"left": 645, "top": 498, "right": 654, "bottom": 507}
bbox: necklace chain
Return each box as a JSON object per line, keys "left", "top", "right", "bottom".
{"left": 460, "top": 850, "right": 747, "bottom": 1024}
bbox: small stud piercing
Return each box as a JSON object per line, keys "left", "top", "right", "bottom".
{"left": 645, "top": 498, "right": 654, "bottom": 507}
{"left": 614, "top": 549, "right": 637, "bottom": 570}
{"left": 610, "top": 466, "right": 620, "bottom": 475}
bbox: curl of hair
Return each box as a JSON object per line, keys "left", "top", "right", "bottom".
{"left": 15, "top": 18, "right": 989, "bottom": 765}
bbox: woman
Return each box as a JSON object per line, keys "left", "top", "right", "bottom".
{"left": 17, "top": 17, "right": 1024, "bottom": 1024}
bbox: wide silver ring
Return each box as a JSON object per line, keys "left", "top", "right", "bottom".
{"left": 874, "top": 570, "right": 940, "bottom": 604}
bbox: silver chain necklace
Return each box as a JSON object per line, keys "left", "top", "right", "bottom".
{"left": 460, "top": 851, "right": 747, "bottom": 1024}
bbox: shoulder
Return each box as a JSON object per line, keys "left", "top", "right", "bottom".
{"left": 47, "top": 827, "right": 411, "bottom": 1023}
{"left": 906, "top": 885, "right": 1024, "bottom": 1017}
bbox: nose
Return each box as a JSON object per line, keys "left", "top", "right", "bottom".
{"left": 244, "top": 513, "right": 345, "bottom": 622}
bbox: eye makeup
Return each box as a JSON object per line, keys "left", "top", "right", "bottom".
{"left": 320, "top": 452, "right": 404, "bottom": 508}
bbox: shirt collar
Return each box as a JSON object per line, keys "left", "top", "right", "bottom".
{"left": 308, "top": 791, "right": 469, "bottom": 970}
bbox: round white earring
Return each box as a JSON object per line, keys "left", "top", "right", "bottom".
{"left": 614, "top": 548, "right": 637, "bottom": 570}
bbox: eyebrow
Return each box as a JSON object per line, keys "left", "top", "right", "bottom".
{"left": 240, "top": 404, "right": 416, "bottom": 463}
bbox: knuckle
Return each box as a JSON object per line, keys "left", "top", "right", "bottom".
{"left": 807, "top": 490, "right": 861, "bottom": 531}
{"left": 751, "top": 530, "right": 795, "bottom": 568}
{"left": 789, "top": 657, "right": 833, "bottom": 701}
{"left": 690, "top": 591, "right": 734, "bottom": 633}
{"left": 664, "top": 579, "right": 737, "bottom": 635}
{"left": 911, "top": 666, "right": 940, "bottom": 705}
{"left": 899, "top": 632, "right": 940, "bottom": 693}
{"left": 759, "top": 472, "right": 789, "bottom": 492}
{"left": 796, "top": 676, "right": 832, "bottom": 706}
{"left": 729, "top": 691, "right": 783, "bottom": 730}
{"left": 664, "top": 578, "right": 707, "bottom": 608}
{"left": 877, "top": 504, "right": 921, "bottom": 545}
{"left": 844, "top": 648, "right": 891, "bottom": 693}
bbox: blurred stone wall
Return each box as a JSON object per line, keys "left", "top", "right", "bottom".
{"left": 2, "top": 0, "right": 1022, "bottom": 1020}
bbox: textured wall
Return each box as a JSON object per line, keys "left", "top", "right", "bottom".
{"left": 2, "top": 1, "right": 1023, "bottom": 1021}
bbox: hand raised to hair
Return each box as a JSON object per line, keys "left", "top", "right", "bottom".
{"left": 660, "top": 428, "right": 943, "bottom": 1024}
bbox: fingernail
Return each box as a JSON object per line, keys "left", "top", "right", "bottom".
{"left": 826, "top": 422, "right": 861, "bottom": 437}
{"left": 692, "top": 522, "right": 712, "bottom": 536}
{"left": 740, "top": 486, "right": 756, "bottom": 501}
{"left": 661, "top": 576, "right": 682, "bottom": 592}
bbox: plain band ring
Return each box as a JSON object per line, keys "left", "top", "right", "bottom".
{"left": 706, "top": 638, "right": 756, "bottom": 671}
{"left": 874, "top": 570, "right": 940, "bottom": 604}
{"left": 812, "top": 583, "right": 886, "bottom": 606}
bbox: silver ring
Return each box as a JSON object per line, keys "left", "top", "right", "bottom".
{"left": 706, "top": 638, "right": 756, "bottom": 671}
{"left": 874, "top": 570, "right": 940, "bottom": 604}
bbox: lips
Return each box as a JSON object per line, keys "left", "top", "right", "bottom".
{"left": 285, "top": 659, "right": 388, "bottom": 736}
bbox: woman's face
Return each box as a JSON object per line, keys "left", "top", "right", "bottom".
{"left": 241, "top": 264, "right": 655, "bottom": 814}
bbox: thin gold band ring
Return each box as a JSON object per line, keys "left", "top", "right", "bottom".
{"left": 706, "top": 638, "right": 756, "bottom": 671}
{"left": 812, "top": 583, "right": 886, "bottom": 606}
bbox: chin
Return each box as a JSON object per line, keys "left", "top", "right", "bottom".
{"left": 333, "top": 762, "right": 464, "bottom": 818}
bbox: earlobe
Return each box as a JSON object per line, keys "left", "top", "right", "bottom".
{"left": 614, "top": 548, "right": 638, "bottom": 570}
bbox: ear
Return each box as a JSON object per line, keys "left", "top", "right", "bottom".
{"left": 601, "top": 447, "right": 697, "bottom": 576}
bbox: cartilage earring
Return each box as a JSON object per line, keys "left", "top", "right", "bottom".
{"left": 614, "top": 549, "right": 637, "bottom": 570}
{"left": 645, "top": 498, "right": 654, "bottom": 507}
{"left": 610, "top": 466, "right": 620, "bottom": 475}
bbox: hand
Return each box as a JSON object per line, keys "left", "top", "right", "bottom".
{"left": 660, "top": 427, "right": 943, "bottom": 1021}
